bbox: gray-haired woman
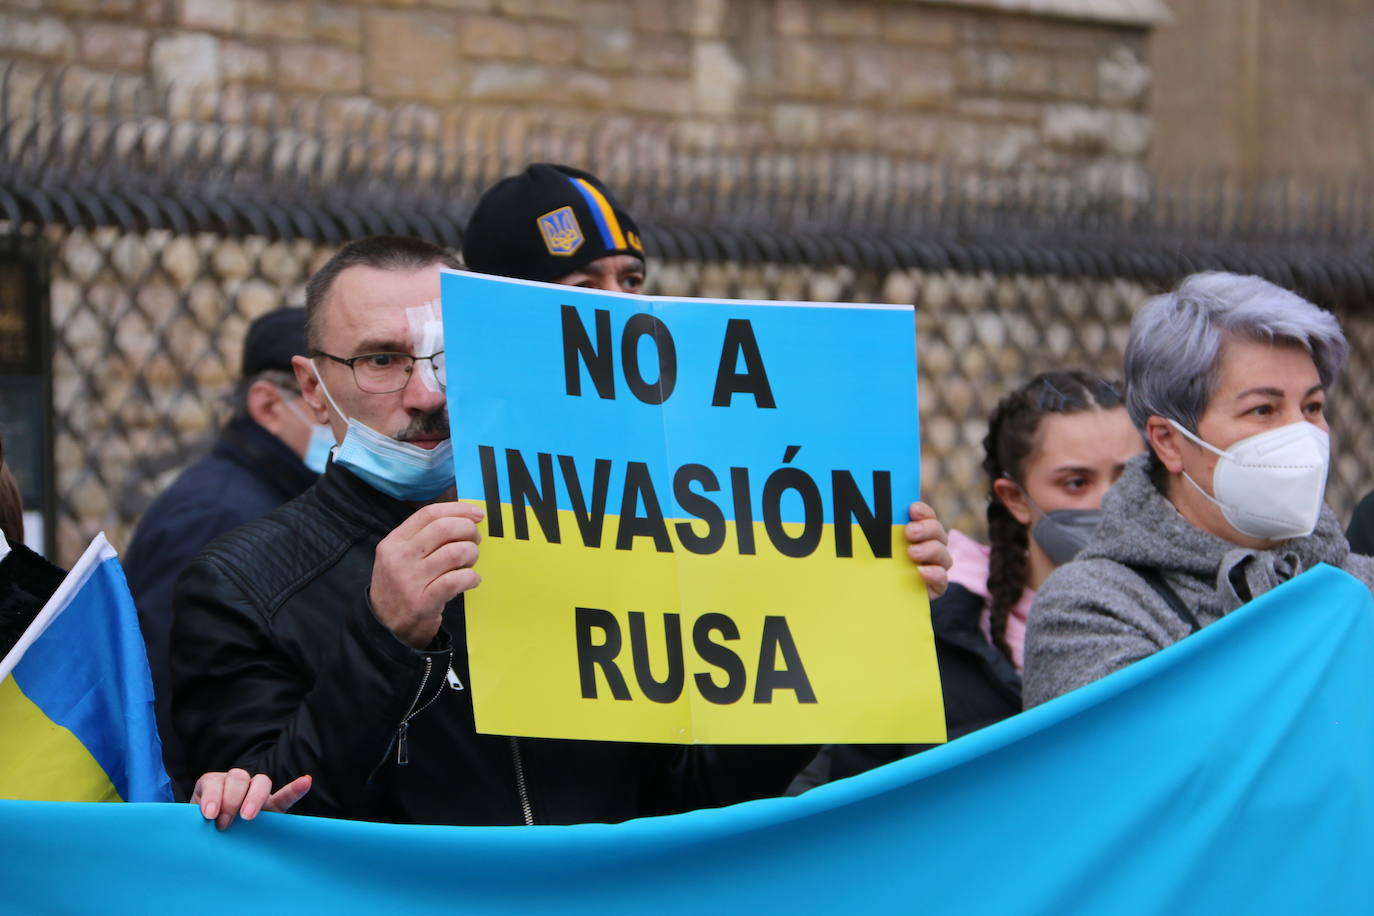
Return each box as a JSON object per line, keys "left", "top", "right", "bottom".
{"left": 1023, "top": 271, "right": 1374, "bottom": 706}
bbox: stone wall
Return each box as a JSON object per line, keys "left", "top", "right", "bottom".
{"left": 1150, "top": 0, "right": 1374, "bottom": 180}
{"left": 2, "top": 0, "right": 1162, "bottom": 185}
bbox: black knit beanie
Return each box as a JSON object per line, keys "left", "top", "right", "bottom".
{"left": 461, "top": 163, "right": 645, "bottom": 283}
{"left": 241, "top": 307, "right": 307, "bottom": 377}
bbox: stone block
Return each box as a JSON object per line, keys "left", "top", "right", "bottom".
{"left": 955, "top": 46, "right": 1012, "bottom": 93}
{"left": 157, "top": 234, "right": 200, "bottom": 284}
{"left": 111, "top": 235, "right": 156, "bottom": 284}
{"left": 1099, "top": 44, "right": 1149, "bottom": 104}
{"left": 821, "top": 105, "right": 875, "bottom": 147}
{"left": 956, "top": 97, "right": 1039, "bottom": 123}
{"left": 775, "top": 0, "right": 810, "bottom": 36}
{"left": 365, "top": 10, "right": 463, "bottom": 103}
{"left": 1107, "top": 111, "right": 1152, "bottom": 157}
{"left": 852, "top": 45, "right": 953, "bottom": 109}
{"left": 527, "top": 21, "right": 580, "bottom": 65}
{"left": 140, "top": 0, "right": 173, "bottom": 25}
{"left": 633, "top": 34, "right": 690, "bottom": 77}
{"left": 258, "top": 240, "right": 308, "bottom": 287}
{"left": 882, "top": 270, "right": 918, "bottom": 305}
{"left": 633, "top": 0, "right": 681, "bottom": 34}
{"left": 236, "top": 278, "right": 281, "bottom": 319}
{"left": 79, "top": 22, "right": 149, "bottom": 71}
{"left": 1042, "top": 103, "right": 1111, "bottom": 152}
{"left": 495, "top": 0, "right": 581, "bottom": 20}
{"left": 775, "top": 38, "right": 846, "bottom": 101}
{"left": 1007, "top": 52, "right": 1055, "bottom": 97}
{"left": 874, "top": 113, "right": 944, "bottom": 158}
{"left": 894, "top": 51, "right": 956, "bottom": 109}
{"left": 46, "top": 0, "right": 138, "bottom": 15}
{"left": 463, "top": 60, "right": 555, "bottom": 103}
{"left": 1052, "top": 53, "right": 1097, "bottom": 102}
{"left": 577, "top": 0, "right": 626, "bottom": 26}
{"left": 150, "top": 32, "right": 220, "bottom": 90}
{"left": 180, "top": 0, "right": 238, "bottom": 31}
{"left": 560, "top": 70, "right": 615, "bottom": 107}
{"left": 275, "top": 42, "right": 363, "bottom": 93}
{"left": 580, "top": 21, "right": 632, "bottom": 70}
{"left": 460, "top": 15, "right": 529, "bottom": 59}
{"left": 428, "top": 0, "right": 494, "bottom": 9}
{"left": 814, "top": 2, "right": 878, "bottom": 39}
{"left": 882, "top": 6, "right": 957, "bottom": 46}
{"left": 769, "top": 102, "right": 822, "bottom": 145}
{"left": 314, "top": 3, "right": 362, "bottom": 47}
{"left": 692, "top": 40, "right": 743, "bottom": 116}
{"left": 0, "top": 14, "right": 76, "bottom": 58}
{"left": 688, "top": 0, "right": 727, "bottom": 38}
{"left": 222, "top": 40, "right": 270, "bottom": 82}
{"left": 241, "top": 0, "right": 311, "bottom": 40}
{"left": 620, "top": 75, "right": 692, "bottom": 116}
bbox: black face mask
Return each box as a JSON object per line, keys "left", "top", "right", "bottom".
{"left": 1030, "top": 509, "right": 1104, "bottom": 566}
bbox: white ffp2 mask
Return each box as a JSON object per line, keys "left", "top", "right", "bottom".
{"left": 1170, "top": 419, "right": 1330, "bottom": 541}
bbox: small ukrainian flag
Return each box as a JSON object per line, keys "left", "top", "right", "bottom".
{"left": 0, "top": 533, "right": 172, "bottom": 802}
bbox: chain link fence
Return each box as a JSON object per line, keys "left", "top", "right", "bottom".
{"left": 3, "top": 71, "right": 1372, "bottom": 566}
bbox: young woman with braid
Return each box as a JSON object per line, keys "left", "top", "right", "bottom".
{"left": 789, "top": 369, "right": 1142, "bottom": 792}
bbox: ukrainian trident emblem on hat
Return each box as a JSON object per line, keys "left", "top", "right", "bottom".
{"left": 538, "top": 206, "right": 584, "bottom": 256}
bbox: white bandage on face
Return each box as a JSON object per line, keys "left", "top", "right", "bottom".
{"left": 406, "top": 300, "right": 445, "bottom": 394}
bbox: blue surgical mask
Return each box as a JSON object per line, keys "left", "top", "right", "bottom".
{"left": 301, "top": 425, "right": 335, "bottom": 474}
{"left": 310, "top": 363, "right": 455, "bottom": 501}
{"left": 281, "top": 394, "right": 335, "bottom": 474}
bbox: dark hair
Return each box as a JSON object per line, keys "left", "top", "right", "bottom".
{"left": 982, "top": 369, "right": 1124, "bottom": 663}
{"left": 304, "top": 236, "right": 461, "bottom": 351}
{"left": 0, "top": 434, "right": 21, "bottom": 543}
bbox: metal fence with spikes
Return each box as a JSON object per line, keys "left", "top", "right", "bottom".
{"left": 2, "top": 70, "right": 1372, "bottom": 564}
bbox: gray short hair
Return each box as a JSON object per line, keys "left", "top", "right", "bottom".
{"left": 1124, "top": 272, "right": 1349, "bottom": 434}
{"left": 232, "top": 368, "right": 298, "bottom": 419}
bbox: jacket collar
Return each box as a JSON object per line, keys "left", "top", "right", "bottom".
{"left": 217, "top": 415, "right": 318, "bottom": 502}
{"left": 312, "top": 459, "right": 434, "bottom": 537}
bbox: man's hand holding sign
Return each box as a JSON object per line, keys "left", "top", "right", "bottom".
{"left": 371, "top": 502, "right": 485, "bottom": 649}
{"left": 444, "top": 269, "right": 948, "bottom": 745}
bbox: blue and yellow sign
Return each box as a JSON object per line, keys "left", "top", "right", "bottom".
{"left": 442, "top": 269, "right": 942, "bottom": 744}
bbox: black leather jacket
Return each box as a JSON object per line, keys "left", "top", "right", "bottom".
{"left": 171, "top": 462, "right": 811, "bottom": 826}
{"left": 788, "top": 582, "right": 1022, "bottom": 792}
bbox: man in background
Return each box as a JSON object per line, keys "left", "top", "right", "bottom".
{"left": 125, "top": 306, "right": 329, "bottom": 794}
{"left": 462, "top": 162, "right": 647, "bottom": 294}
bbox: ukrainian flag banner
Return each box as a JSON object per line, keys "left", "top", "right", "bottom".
{"left": 0, "top": 533, "right": 172, "bottom": 802}
{"left": 441, "top": 269, "right": 944, "bottom": 744}
{"left": 2, "top": 566, "right": 1373, "bottom": 913}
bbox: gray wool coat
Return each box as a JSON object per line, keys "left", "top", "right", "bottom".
{"left": 1023, "top": 453, "right": 1374, "bottom": 708}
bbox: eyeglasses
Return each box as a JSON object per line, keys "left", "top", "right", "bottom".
{"left": 314, "top": 350, "right": 446, "bottom": 394}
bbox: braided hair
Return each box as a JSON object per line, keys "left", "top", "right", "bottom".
{"left": 981, "top": 369, "right": 1124, "bottom": 663}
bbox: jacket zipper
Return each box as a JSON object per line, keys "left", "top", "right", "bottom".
{"left": 509, "top": 737, "right": 534, "bottom": 825}
{"left": 396, "top": 657, "right": 434, "bottom": 765}
{"left": 369, "top": 652, "right": 453, "bottom": 781}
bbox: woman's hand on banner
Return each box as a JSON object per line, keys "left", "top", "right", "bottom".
{"left": 905, "top": 502, "right": 951, "bottom": 597}
{"left": 370, "top": 501, "right": 485, "bottom": 649}
{"left": 192, "top": 768, "right": 313, "bottom": 831}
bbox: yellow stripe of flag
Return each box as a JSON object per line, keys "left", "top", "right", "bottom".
{"left": 574, "top": 177, "right": 628, "bottom": 250}
{"left": 0, "top": 675, "right": 123, "bottom": 802}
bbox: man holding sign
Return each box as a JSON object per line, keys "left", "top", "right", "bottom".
{"left": 174, "top": 174, "right": 949, "bottom": 827}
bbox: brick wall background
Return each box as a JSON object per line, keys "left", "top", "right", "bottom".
{"left": 1, "top": 0, "right": 1162, "bottom": 188}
